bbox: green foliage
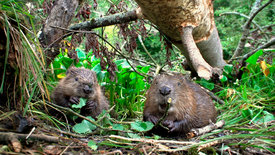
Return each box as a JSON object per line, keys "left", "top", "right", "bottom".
{"left": 71, "top": 98, "right": 87, "bottom": 109}
{"left": 87, "top": 140, "right": 98, "bottom": 151}
{"left": 215, "top": 50, "right": 275, "bottom": 127}
{"left": 130, "top": 121, "right": 154, "bottom": 132}
{"left": 73, "top": 116, "right": 97, "bottom": 134}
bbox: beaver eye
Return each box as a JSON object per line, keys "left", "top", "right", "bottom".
{"left": 75, "top": 77, "right": 78, "bottom": 81}
{"left": 177, "top": 82, "right": 181, "bottom": 86}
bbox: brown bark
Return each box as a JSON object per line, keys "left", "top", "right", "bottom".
{"left": 135, "top": 0, "right": 226, "bottom": 79}
{"left": 70, "top": 10, "right": 139, "bottom": 30}
{"left": 39, "top": 0, "right": 81, "bottom": 65}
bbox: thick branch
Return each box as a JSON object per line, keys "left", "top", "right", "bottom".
{"left": 70, "top": 9, "right": 139, "bottom": 31}
{"left": 230, "top": 0, "right": 273, "bottom": 60}
{"left": 39, "top": 0, "right": 80, "bottom": 65}
{"left": 181, "top": 26, "right": 212, "bottom": 80}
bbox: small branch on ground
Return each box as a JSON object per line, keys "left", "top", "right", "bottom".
{"left": 197, "top": 140, "right": 220, "bottom": 151}
{"left": 0, "top": 132, "right": 59, "bottom": 143}
{"left": 186, "top": 120, "right": 225, "bottom": 138}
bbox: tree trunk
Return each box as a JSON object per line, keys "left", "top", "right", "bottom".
{"left": 39, "top": 0, "right": 81, "bottom": 65}
{"left": 135, "top": 0, "right": 226, "bottom": 79}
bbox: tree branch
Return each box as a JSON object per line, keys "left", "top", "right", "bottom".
{"left": 181, "top": 26, "right": 212, "bottom": 80}
{"left": 230, "top": 0, "right": 273, "bottom": 60}
{"left": 70, "top": 9, "right": 140, "bottom": 31}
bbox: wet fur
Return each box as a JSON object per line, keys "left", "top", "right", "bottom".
{"left": 143, "top": 73, "right": 217, "bottom": 137}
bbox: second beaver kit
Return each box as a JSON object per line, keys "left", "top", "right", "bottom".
{"left": 51, "top": 67, "right": 109, "bottom": 119}
{"left": 143, "top": 73, "right": 217, "bottom": 137}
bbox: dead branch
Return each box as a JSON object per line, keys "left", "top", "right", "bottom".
{"left": 0, "top": 132, "right": 59, "bottom": 143}
{"left": 187, "top": 120, "right": 225, "bottom": 138}
{"left": 70, "top": 9, "right": 140, "bottom": 31}
{"left": 109, "top": 135, "right": 196, "bottom": 145}
{"left": 230, "top": 0, "right": 273, "bottom": 60}
{"left": 197, "top": 140, "right": 220, "bottom": 151}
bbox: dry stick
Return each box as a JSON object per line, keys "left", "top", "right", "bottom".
{"left": 186, "top": 120, "right": 225, "bottom": 138}
{"left": 109, "top": 135, "right": 196, "bottom": 145}
{"left": 230, "top": 0, "right": 274, "bottom": 61}
{"left": 197, "top": 140, "right": 220, "bottom": 151}
{"left": 0, "top": 132, "right": 59, "bottom": 143}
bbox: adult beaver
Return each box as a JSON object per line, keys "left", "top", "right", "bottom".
{"left": 143, "top": 73, "right": 217, "bottom": 137}
{"left": 51, "top": 67, "right": 109, "bottom": 119}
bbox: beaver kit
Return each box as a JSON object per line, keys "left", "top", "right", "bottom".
{"left": 143, "top": 73, "right": 217, "bottom": 137}
{"left": 51, "top": 67, "right": 109, "bottom": 119}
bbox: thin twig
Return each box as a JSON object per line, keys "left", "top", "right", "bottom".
{"left": 138, "top": 35, "right": 158, "bottom": 66}
{"left": 230, "top": 0, "right": 273, "bottom": 60}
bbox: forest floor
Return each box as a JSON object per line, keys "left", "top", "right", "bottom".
{"left": 0, "top": 110, "right": 274, "bottom": 154}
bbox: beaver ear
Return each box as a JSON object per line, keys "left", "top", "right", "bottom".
{"left": 66, "top": 66, "right": 78, "bottom": 75}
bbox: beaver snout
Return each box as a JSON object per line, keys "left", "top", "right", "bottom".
{"left": 83, "top": 85, "right": 92, "bottom": 94}
{"left": 159, "top": 86, "right": 171, "bottom": 96}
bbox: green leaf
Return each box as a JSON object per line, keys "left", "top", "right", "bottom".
{"left": 72, "top": 98, "right": 87, "bottom": 109}
{"left": 140, "top": 66, "right": 151, "bottom": 74}
{"left": 199, "top": 79, "right": 215, "bottom": 90}
{"left": 76, "top": 48, "right": 86, "bottom": 59}
{"left": 115, "top": 59, "right": 131, "bottom": 69}
{"left": 87, "top": 140, "right": 98, "bottom": 150}
{"left": 112, "top": 124, "right": 124, "bottom": 131}
{"left": 130, "top": 121, "right": 154, "bottom": 132}
{"left": 72, "top": 116, "right": 96, "bottom": 134}
{"left": 220, "top": 75, "right": 228, "bottom": 82}
{"left": 252, "top": 111, "right": 275, "bottom": 124}
{"left": 246, "top": 50, "right": 263, "bottom": 64}
{"left": 92, "top": 63, "right": 102, "bottom": 74}
{"left": 241, "top": 109, "right": 252, "bottom": 119}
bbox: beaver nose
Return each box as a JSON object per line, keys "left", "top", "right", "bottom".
{"left": 83, "top": 85, "right": 92, "bottom": 94}
{"left": 159, "top": 86, "right": 171, "bottom": 96}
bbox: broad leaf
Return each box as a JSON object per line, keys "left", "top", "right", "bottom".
{"left": 72, "top": 98, "right": 87, "bottom": 109}
{"left": 88, "top": 140, "right": 98, "bottom": 150}
{"left": 130, "top": 121, "right": 154, "bottom": 132}
{"left": 246, "top": 50, "right": 263, "bottom": 64}
{"left": 73, "top": 116, "right": 96, "bottom": 134}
